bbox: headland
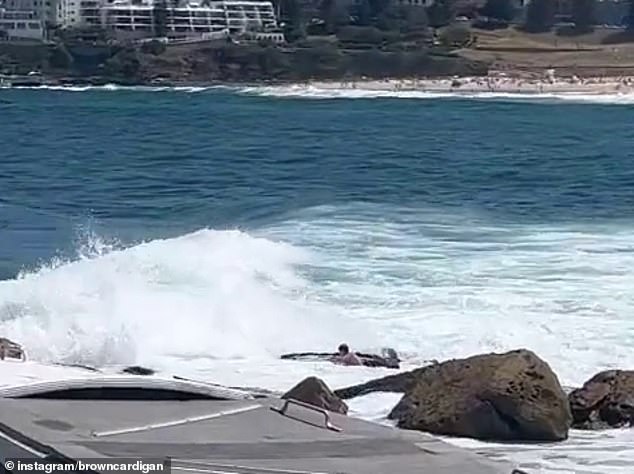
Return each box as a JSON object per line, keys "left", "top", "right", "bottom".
{"left": 3, "top": 0, "right": 634, "bottom": 91}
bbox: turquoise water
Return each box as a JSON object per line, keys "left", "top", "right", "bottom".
{"left": 1, "top": 86, "right": 634, "bottom": 473}
{"left": 1, "top": 88, "right": 633, "bottom": 276}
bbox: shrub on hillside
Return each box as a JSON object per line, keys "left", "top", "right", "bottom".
{"left": 523, "top": 0, "right": 555, "bottom": 32}
{"left": 336, "top": 26, "right": 398, "bottom": 47}
{"left": 439, "top": 26, "right": 472, "bottom": 48}
{"left": 141, "top": 40, "right": 167, "bottom": 56}
{"left": 472, "top": 17, "right": 509, "bottom": 30}
{"left": 479, "top": 0, "right": 517, "bottom": 22}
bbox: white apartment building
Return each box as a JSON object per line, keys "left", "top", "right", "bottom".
{"left": 0, "top": 0, "right": 80, "bottom": 26}
{"left": 0, "top": 0, "right": 279, "bottom": 40}
{"left": 0, "top": 7, "right": 45, "bottom": 39}
{"left": 101, "top": 0, "right": 278, "bottom": 37}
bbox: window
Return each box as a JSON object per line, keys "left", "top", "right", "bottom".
{"left": 17, "top": 22, "right": 26, "bottom": 28}
{"left": 29, "top": 22, "right": 40, "bottom": 28}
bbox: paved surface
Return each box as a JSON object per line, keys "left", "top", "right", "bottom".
{"left": 0, "top": 398, "right": 514, "bottom": 474}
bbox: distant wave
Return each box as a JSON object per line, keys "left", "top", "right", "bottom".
{"left": 238, "top": 84, "right": 634, "bottom": 104}
{"left": 7, "top": 84, "right": 230, "bottom": 93}
{"left": 6, "top": 82, "right": 634, "bottom": 104}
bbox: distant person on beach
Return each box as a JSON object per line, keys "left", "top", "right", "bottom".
{"left": 331, "top": 343, "right": 362, "bottom": 366}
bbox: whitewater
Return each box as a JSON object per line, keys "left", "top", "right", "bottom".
{"left": 6, "top": 82, "right": 634, "bottom": 104}
{"left": 1, "top": 204, "right": 633, "bottom": 473}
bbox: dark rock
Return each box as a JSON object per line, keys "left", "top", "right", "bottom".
{"left": 56, "top": 363, "right": 100, "bottom": 372}
{"left": 122, "top": 366, "right": 155, "bottom": 376}
{"left": 569, "top": 370, "right": 634, "bottom": 429}
{"left": 0, "top": 337, "right": 25, "bottom": 361}
{"left": 334, "top": 361, "right": 439, "bottom": 399}
{"left": 282, "top": 376, "right": 348, "bottom": 415}
{"left": 386, "top": 349, "right": 571, "bottom": 442}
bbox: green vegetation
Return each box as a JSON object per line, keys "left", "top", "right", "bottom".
{"left": 480, "top": 0, "right": 516, "bottom": 22}
{"left": 524, "top": 0, "right": 555, "bottom": 32}
{"left": 439, "top": 25, "right": 472, "bottom": 48}
{"left": 572, "top": 0, "right": 597, "bottom": 33}
{"left": 426, "top": 0, "right": 456, "bottom": 28}
{"left": 153, "top": 0, "right": 169, "bottom": 37}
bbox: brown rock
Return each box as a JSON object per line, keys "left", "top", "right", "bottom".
{"left": 387, "top": 349, "right": 571, "bottom": 441}
{"left": 282, "top": 376, "right": 348, "bottom": 415}
{"left": 569, "top": 370, "right": 634, "bottom": 429}
{"left": 0, "top": 337, "right": 25, "bottom": 361}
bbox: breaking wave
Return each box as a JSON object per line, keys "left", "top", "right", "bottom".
{"left": 238, "top": 83, "right": 634, "bottom": 104}
{"left": 0, "top": 227, "right": 377, "bottom": 367}
{"left": 5, "top": 82, "right": 634, "bottom": 104}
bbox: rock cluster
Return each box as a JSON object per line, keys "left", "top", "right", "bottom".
{"left": 569, "top": 370, "right": 634, "bottom": 429}
{"left": 286, "top": 349, "right": 634, "bottom": 442}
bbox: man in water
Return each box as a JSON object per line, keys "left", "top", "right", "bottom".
{"left": 331, "top": 343, "right": 362, "bottom": 366}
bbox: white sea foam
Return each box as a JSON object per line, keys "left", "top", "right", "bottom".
{"left": 9, "top": 84, "right": 228, "bottom": 93}
{"left": 0, "top": 228, "right": 378, "bottom": 367}
{"left": 239, "top": 83, "right": 634, "bottom": 104}
{"left": 1, "top": 205, "right": 634, "bottom": 472}
{"left": 7, "top": 82, "right": 634, "bottom": 104}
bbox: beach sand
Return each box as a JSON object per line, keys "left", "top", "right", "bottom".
{"left": 309, "top": 74, "right": 634, "bottom": 95}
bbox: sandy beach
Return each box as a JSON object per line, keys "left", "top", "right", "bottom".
{"left": 309, "top": 74, "right": 634, "bottom": 95}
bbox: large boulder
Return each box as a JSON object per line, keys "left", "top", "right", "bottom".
{"left": 387, "top": 349, "right": 571, "bottom": 441}
{"left": 569, "top": 370, "right": 634, "bottom": 429}
{"left": 282, "top": 376, "right": 348, "bottom": 415}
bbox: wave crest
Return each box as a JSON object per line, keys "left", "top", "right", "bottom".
{"left": 0, "top": 228, "right": 372, "bottom": 367}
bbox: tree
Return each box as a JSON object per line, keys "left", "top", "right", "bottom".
{"left": 403, "top": 6, "right": 429, "bottom": 33}
{"left": 571, "top": 0, "right": 596, "bottom": 32}
{"left": 524, "top": 0, "right": 555, "bottom": 32}
{"left": 368, "top": 0, "right": 391, "bottom": 19}
{"left": 353, "top": 0, "right": 390, "bottom": 26}
{"left": 280, "top": 0, "right": 305, "bottom": 41}
{"left": 480, "top": 0, "right": 517, "bottom": 22}
{"left": 377, "top": 5, "right": 428, "bottom": 34}
{"left": 427, "top": 0, "right": 456, "bottom": 28}
{"left": 627, "top": 0, "right": 634, "bottom": 29}
{"left": 153, "top": 0, "right": 169, "bottom": 37}
{"left": 320, "top": 0, "right": 351, "bottom": 34}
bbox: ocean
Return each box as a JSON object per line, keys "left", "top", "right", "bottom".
{"left": 1, "top": 85, "right": 634, "bottom": 473}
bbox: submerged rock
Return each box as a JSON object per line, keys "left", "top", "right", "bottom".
{"left": 334, "top": 362, "right": 438, "bottom": 399}
{"left": 122, "top": 366, "right": 155, "bottom": 376}
{"left": 282, "top": 376, "right": 348, "bottom": 415}
{"left": 569, "top": 370, "right": 634, "bottom": 429}
{"left": 386, "top": 349, "right": 571, "bottom": 442}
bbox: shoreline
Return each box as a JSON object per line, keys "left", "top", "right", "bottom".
{"left": 4, "top": 73, "right": 634, "bottom": 95}
{"left": 307, "top": 74, "right": 634, "bottom": 95}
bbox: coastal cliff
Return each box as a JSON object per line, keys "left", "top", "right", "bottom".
{"left": 0, "top": 40, "right": 489, "bottom": 85}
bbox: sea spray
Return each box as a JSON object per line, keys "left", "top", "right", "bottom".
{"left": 0, "top": 228, "right": 379, "bottom": 367}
